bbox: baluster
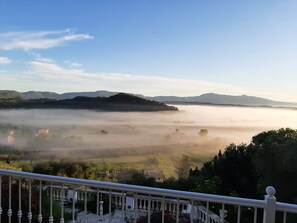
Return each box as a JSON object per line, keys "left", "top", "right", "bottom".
{"left": 140, "top": 199, "right": 143, "bottom": 210}
{"left": 114, "top": 195, "right": 118, "bottom": 207}
{"left": 18, "top": 178, "right": 22, "bottom": 223}
{"left": 135, "top": 197, "right": 139, "bottom": 210}
{"left": 78, "top": 191, "right": 81, "bottom": 201}
{"left": 206, "top": 202, "right": 209, "bottom": 223}
{"left": 109, "top": 190, "right": 112, "bottom": 223}
{"left": 143, "top": 199, "right": 146, "bottom": 210}
{"left": 253, "top": 207, "right": 257, "bottom": 223}
{"left": 53, "top": 189, "right": 56, "bottom": 200}
{"left": 119, "top": 195, "right": 122, "bottom": 207}
{"left": 168, "top": 202, "right": 171, "bottom": 212}
{"left": 144, "top": 198, "right": 147, "bottom": 210}
{"left": 49, "top": 183, "right": 53, "bottom": 223}
{"left": 57, "top": 188, "right": 60, "bottom": 200}
{"left": 200, "top": 210, "right": 203, "bottom": 222}
{"left": 71, "top": 188, "right": 76, "bottom": 223}
{"left": 199, "top": 208, "right": 203, "bottom": 222}
{"left": 100, "top": 194, "right": 104, "bottom": 222}
{"left": 221, "top": 203, "right": 226, "bottom": 222}
{"left": 84, "top": 188, "right": 87, "bottom": 223}
{"left": 121, "top": 192, "right": 125, "bottom": 223}
{"left": 139, "top": 198, "right": 142, "bottom": 210}
{"left": 162, "top": 196, "right": 165, "bottom": 223}
{"left": 60, "top": 185, "right": 64, "bottom": 223}
{"left": 96, "top": 188, "right": 99, "bottom": 223}
{"left": 37, "top": 181, "right": 43, "bottom": 222}
{"left": 0, "top": 175, "right": 2, "bottom": 223}
{"left": 190, "top": 200, "right": 193, "bottom": 223}
{"left": 8, "top": 176, "right": 12, "bottom": 223}
{"left": 283, "top": 211, "right": 287, "bottom": 223}
{"left": 148, "top": 195, "right": 151, "bottom": 223}
{"left": 176, "top": 198, "right": 179, "bottom": 223}
{"left": 141, "top": 198, "right": 144, "bottom": 210}
{"left": 28, "top": 180, "right": 32, "bottom": 223}
{"left": 134, "top": 193, "right": 138, "bottom": 223}
{"left": 135, "top": 197, "right": 138, "bottom": 210}
{"left": 151, "top": 199, "right": 154, "bottom": 211}
{"left": 237, "top": 205, "right": 241, "bottom": 223}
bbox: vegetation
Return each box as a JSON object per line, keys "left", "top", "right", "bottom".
{"left": 199, "top": 128, "right": 208, "bottom": 136}
{"left": 0, "top": 90, "right": 24, "bottom": 99}
{"left": 176, "top": 155, "right": 190, "bottom": 179}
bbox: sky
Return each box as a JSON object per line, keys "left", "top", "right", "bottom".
{"left": 0, "top": 1, "right": 296, "bottom": 102}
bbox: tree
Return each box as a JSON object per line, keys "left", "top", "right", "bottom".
{"left": 251, "top": 128, "right": 297, "bottom": 202}
{"left": 199, "top": 129, "right": 208, "bottom": 136}
{"left": 176, "top": 155, "right": 190, "bottom": 179}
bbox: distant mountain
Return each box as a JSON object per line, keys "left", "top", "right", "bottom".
{"left": 0, "top": 93, "right": 178, "bottom": 112}
{"left": 1, "top": 90, "right": 296, "bottom": 108}
{"left": 151, "top": 93, "right": 297, "bottom": 107}
{"left": 22, "top": 90, "right": 118, "bottom": 100}
{"left": 23, "top": 91, "right": 60, "bottom": 99}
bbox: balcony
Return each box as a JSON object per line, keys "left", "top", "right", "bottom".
{"left": 0, "top": 168, "right": 297, "bottom": 223}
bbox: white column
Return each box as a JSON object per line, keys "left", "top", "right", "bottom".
{"left": 263, "top": 186, "right": 276, "bottom": 223}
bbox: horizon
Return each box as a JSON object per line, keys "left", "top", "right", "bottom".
{"left": 2, "top": 89, "right": 297, "bottom": 104}
{"left": 0, "top": 1, "right": 296, "bottom": 102}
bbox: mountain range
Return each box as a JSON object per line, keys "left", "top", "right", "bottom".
{"left": 0, "top": 90, "right": 296, "bottom": 108}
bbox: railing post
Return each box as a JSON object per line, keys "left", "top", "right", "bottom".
{"left": 263, "top": 186, "right": 276, "bottom": 223}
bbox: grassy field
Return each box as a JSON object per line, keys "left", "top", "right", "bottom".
{"left": 69, "top": 141, "right": 224, "bottom": 178}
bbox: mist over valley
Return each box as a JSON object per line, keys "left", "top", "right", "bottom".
{"left": 0, "top": 105, "right": 296, "bottom": 176}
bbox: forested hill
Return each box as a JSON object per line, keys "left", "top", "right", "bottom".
{"left": 0, "top": 93, "right": 178, "bottom": 112}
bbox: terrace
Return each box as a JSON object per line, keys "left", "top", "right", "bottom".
{"left": 0, "top": 168, "right": 297, "bottom": 223}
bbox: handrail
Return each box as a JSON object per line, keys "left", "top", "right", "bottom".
{"left": 0, "top": 168, "right": 265, "bottom": 208}
{"left": 276, "top": 202, "right": 297, "bottom": 214}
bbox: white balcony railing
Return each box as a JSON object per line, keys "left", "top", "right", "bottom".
{"left": 0, "top": 168, "right": 297, "bottom": 223}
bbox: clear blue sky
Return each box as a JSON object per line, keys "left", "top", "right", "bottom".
{"left": 0, "top": 1, "right": 296, "bottom": 101}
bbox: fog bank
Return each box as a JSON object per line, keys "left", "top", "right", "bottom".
{"left": 0, "top": 105, "right": 296, "bottom": 152}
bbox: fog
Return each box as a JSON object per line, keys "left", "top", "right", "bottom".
{"left": 0, "top": 105, "right": 296, "bottom": 156}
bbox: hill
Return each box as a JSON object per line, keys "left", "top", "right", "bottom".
{"left": 151, "top": 93, "right": 297, "bottom": 107}
{"left": 0, "top": 93, "right": 178, "bottom": 112}
{"left": 0, "top": 90, "right": 24, "bottom": 99}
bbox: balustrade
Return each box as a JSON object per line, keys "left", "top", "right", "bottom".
{"left": 0, "top": 169, "right": 297, "bottom": 223}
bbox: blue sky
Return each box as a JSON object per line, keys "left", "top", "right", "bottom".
{"left": 0, "top": 1, "right": 296, "bottom": 101}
